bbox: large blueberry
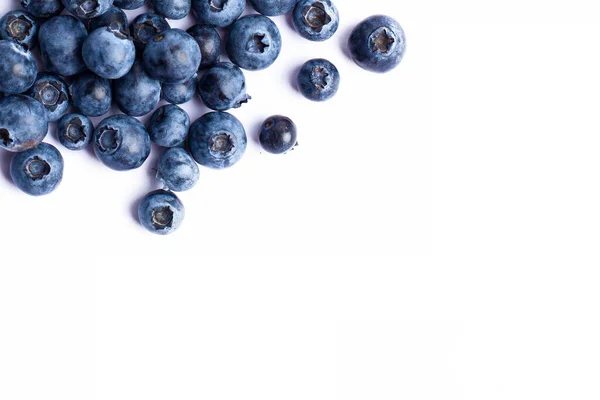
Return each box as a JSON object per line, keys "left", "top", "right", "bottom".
{"left": 114, "top": 0, "right": 146, "bottom": 8}
{"left": 0, "top": 41, "right": 37, "bottom": 95}
{"left": 259, "top": 115, "right": 297, "bottom": 154}
{"left": 0, "top": 10, "right": 38, "bottom": 50}
{"left": 250, "top": 0, "right": 299, "bottom": 16}
{"left": 198, "top": 62, "right": 250, "bottom": 111}
{"left": 113, "top": 60, "right": 161, "bottom": 117}
{"left": 138, "top": 189, "right": 185, "bottom": 235}
{"left": 61, "top": 0, "right": 114, "bottom": 19}
{"left": 21, "top": 0, "right": 64, "bottom": 19}
{"left": 296, "top": 58, "right": 339, "bottom": 101}
{"left": 161, "top": 75, "right": 197, "bottom": 104}
{"left": 191, "top": 0, "right": 245, "bottom": 27}
{"left": 156, "top": 148, "right": 199, "bottom": 192}
{"left": 348, "top": 15, "right": 406, "bottom": 73}
{"left": 131, "top": 13, "right": 170, "bottom": 51}
{"left": 86, "top": 6, "right": 129, "bottom": 33}
{"left": 292, "top": 0, "right": 338, "bottom": 42}
{"left": 143, "top": 29, "right": 201, "bottom": 84}
{"left": 188, "top": 112, "right": 247, "bottom": 169}
{"left": 153, "top": 0, "right": 191, "bottom": 20}
{"left": 69, "top": 71, "right": 112, "bottom": 117}
{"left": 10, "top": 142, "right": 63, "bottom": 196}
{"left": 226, "top": 15, "right": 282, "bottom": 71}
{"left": 187, "top": 24, "right": 221, "bottom": 70}
{"left": 38, "top": 15, "right": 88, "bottom": 77}
{"left": 0, "top": 95, "right": 48, "bottom": 152}
{"left": 93, "top": 114, "right": 151, "bottom": 171}
{"left": 57, "top": 113, "right": 94, "bottom": 151}
{"left": 148, "top": 104, "right": 190, "bottom": 148}
{"left": 27, "top": 73, "right": 70, "bottom": 122}
{"left": 83, "top": 25, "right": 136, "bottom": 79}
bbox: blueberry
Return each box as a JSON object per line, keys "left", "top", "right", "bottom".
{"left": 114, "top": 0, "right": 146, "bottom": 9}
{"left": 191, "top": 0, "right": 245, "bottom": 27}
{"left": 226, "top": 15, "right": 282, "bottom": 71}
{"left": 188, "top": 112, "right": 247, "bottom": 169}
{"left": 27, "top": 73, "right": 70, "bottom": 122}
{"left": 259, "top": 115, "right": 297, "bottom": 154}
{"left": 348, "top": 15, "right": 406, "bottom": 74}
{"left": 69, "top": 71, "right": 112, "bottom": 117}
{"left": 161, "top": 75, "right": 197, "bottom": 104}
{"left": 250, "top": 0, "right": 299, "bottom": 16}
{"left": 156, "top": 148, "right": 199, "bottom": 192}
{"left": 187, "top": 25, "right": 221, "bottom": 70}
{"left": 292, "top": 0, "right": 338, "bottom": 42}
{"left": 296, "top": 58, "right": 339, "bottom": 101}
{"left": 113, "top": 60, "right": 161, "bottom": 117}
{"left": 83, "top": 25, "right": 136, "bottom": 79}
{"left": 148, "top": 104, "right": 190, "bottom": 148}
{"left": 153, "top": 0, "right": 191, "bottom": 20}
{"left": 143, "top": 29, "right": 201, "bottom": 84}
{"left": 57, "top": 113, "right": 94, "bottom": 151}
{"left": 61, "top": 0, "right": 114, "bottom": 19}
{"left": 0, "top": 41, "right": 37, "bottom": 95}
{"left": 21, "top": 0, "right": 64, "bottom": 19}
{"left": 93, "top": 114, "right": 151, "bottom": 171}
{"left": 86, "top": 6, "right": 129, "bottom": 33}
{"left": 198, "top": 62, "right": 251, "bottom": 111}
{"left": 10, "top": 142, "right": 63, "bottom": 196}
{"left": 131, "top": 13, "right": 170, "bottom": 51}
{"left": 138, "top": 189, "right": 185, "bottom": 235}
{"left": 0, "top": 95, "right": 48, "bottom": 153}
{"left": 0, "top": 10, "right": 38, "bottom": 50}
{"left": 38, "top": 15, "right": 88, "bottom": 77}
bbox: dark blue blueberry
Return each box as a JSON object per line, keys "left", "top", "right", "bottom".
{"left": 61, "top": 0, "right": 114, "bottom": 19}
{"left": 93, "top": 114, "right": 151, "bottom": 171}
{"left": 161, "top": 74, "right": 197, "bottom": 104}
{"left": 148, "top": 104, "right": 190, "bottom": 147}
{"left": 57, "top": 113, "right": 94, "bottom": 151}
{"left": 250, "top": 0, "right": 299, "bottom": 16}
{"left": 191, "top": 0, "right": 245, "bottom": 27}
{"left": 153, "top": 0, "right": 191, "bottom": 20}
{"left": 10, "top": 142, "right": 63, "bottom": 196}
{"left": 296, "top": 58, "right": 339, "bottom": 101}
{"left": 198, "top": 62, "right": 250, "bottom": 111}
{"left": 38, "top": 15, "right": 88, "bottom": 77}
{"left": 138, "top": 189, "right": 185, "bottom": 235}
{"left": 113, "top": 60, "right": 161, "bottom": 117}
{"left": 21, "top": 0, "right": 64, "bottom": 19}
{"left": 0, "top": 41, "right": 37, "bottom": 95}
{"left": 226, "top": 15, "right": 282, "bottom": 71}
{"left": 259, "top": 115, "right": 297, "bottom": 154}
{"left": 86, "top": 6, "right": 129, "bottom": 33}
{"left": 114, "top": 0, "right": 146, "bottom": 9}
{"left": 187, "top": 25, "right": 221, "bottom": 70}
{"left": 188, "top": 112, "right": 247, "bottom": 169}
{"left": 69, "top": 71, "right": 112, "bottom": 117}
{"left": 292, "top": 0, "right": 338, "bottom": 42}
{"left": 143, "top": 29, "right": 201, "bottom": 84}
{"left": 348, "top": 15, "right": 406, "bottom": 74}
{"left": 131, "top": 13, "right": 170, "bottom": 51}
{"left": 0, "top": 10, "right": 38, "bottom": 50}
{"left": 83, "top": 25, "right": 136, "bottom": 79}
{"left": 27, "top": 73, "right": 70, "bottom": 122}
{"left": 0, "top": 95, "right": 48, "bottom": 152}
{"left": 156, "top": 148, "right": 199, "bottom": 192}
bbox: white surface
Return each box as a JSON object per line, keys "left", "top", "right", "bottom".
{"left": 2, "top": 1, "right": 600, "bottom": 400}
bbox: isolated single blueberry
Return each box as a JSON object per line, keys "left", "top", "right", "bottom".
{"left": 113, "top": 60, "right": 162, "bottom": 117}
{"left": 143, "top": 29, "right": 201, "bottom": 84}
{"left": 27, "top": 73, "right": 70, "bottom": 122}
{"left": 0, "top": 41, "right": 37, "bottom": 95}
{"left": 292, "top": 0, "right": 339, "bottom": 42}
{"left": 93, "top": 114, "right": 151, "bottom": 171}
{"left": 191, "top": 0, "right": 245, "bottom": 27}
{"left": 161, "top": 75, "right": 197, "bottom": 104}
{"left": 156, "top": 148, "right": 199, "bottom": 192}
{"left": 198, "top": 62, "right": 251, "bottom": 111}
{"left": 148, "top": 104, "right": 190, "bottom": 147}
{"left": 297, "top": 58, "right": 340, "bottom": 101}
{"left": 61, "top": 0, "right": 114, "bottom": 19}
{"left": 57, "top": 113, "right": 94, "bottom": 151}
{"left": 153, "top": 0, "right": 191, "bottom": 20}
{"left": 21, "top": 0, "right": 64, "bottom": 19}
{"left": 138, "top": 189, "right": 185, "bottom": 235}
{"left": 0, "top": 10, "right": 38, "bottom": 50}
{"left": 114, "top": 0, "right": 146, "bottom": 9}
{"left": 38, "top": 15, "right": 88, "bottom": 77}
{"left": 188, "top": 112, "right": 247, "bottom": 169}
{"left": 83, "top": 24, "right": 136, "bottom": 79}
{"left": 250, "top": 0, "right": 299, "bottom": 16}
{"left": 86, "top": 6, "right": 129, "bottom": 33}
{"left": 10, "top": 142, "right": 63, "bottom": 196}
{"left": 259, "top": 115, "right": 298, "bottom": 154}
{"left": 0, "top": 95, "right": 48, "bottom": 152}
{"left": 187, "top": 25, "right": 221, "bottom": 70}
{"left": 69, "top": 71, "right": 112, "bottom": 117}
{"left": 226, "top": 14, "right": 282, "bottom": 71}
{"left": 348, "top": 15, "right": 406, "bottom": 73}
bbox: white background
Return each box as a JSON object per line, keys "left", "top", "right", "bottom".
{"left": 1, "top": 0, "right": 600, "bottom": 399}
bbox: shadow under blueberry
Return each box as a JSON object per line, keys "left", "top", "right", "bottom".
{"left": 338, "top": 24, "right": 355, "bottom": 61}
{"left": 288, "top": 64, "right": 302, "bottom": 94}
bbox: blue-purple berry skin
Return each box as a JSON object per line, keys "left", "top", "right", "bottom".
{"left": 259, "top": 115, "right": 298, "bottom": 154}
{"left": 0, "top": 95, "right": 49, "bottom": 153}
{"left": 156, "top": 148, "right": 199, "bottom": 192}
{"left": 10, "top": 142, "right": 64, "bottom": 196}
{"left": 297, "top": 58, "right": 340, "bottom": 102}
{"left": 148, "top": 104, "right": 190, "bottom": 148}
{"left": 138, "top": 189, "right": 185, "bottom": 235}
{"left": 57, "top": 113, "right": 94, "bottom": 151}
{"left": 93, "top": 114, "right": 151, "bottom": 171}
{"left": 292, "top": 0, "right": 339, "bottom": 42}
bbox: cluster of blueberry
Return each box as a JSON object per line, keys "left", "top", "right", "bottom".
{"left": 0, "top": 0, "right": 406, "bottom": 235}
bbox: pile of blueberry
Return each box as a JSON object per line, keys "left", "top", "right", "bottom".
{"left": 0, "top": 0, "right": 406, "bottom": 235}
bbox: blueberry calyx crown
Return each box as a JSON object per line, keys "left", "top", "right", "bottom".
{"left": 7, "top": 14, "right": 33, "bottom": 42}
{"left": 97, "top": 128, "right": 120, "bottom": 153}
{"left": 371, "top": 27, "right": 395, "bottom": 54}
{"left": 34, "top": 80, "right": 68, "bottom": 111}
{"left": 25, "top": 156, "right": 51, "bottom": 180}
{"left": 209, "top": 0, "right": 228, "bottom": 12}
{"left": 311, "top": 66, "right": 329, "bottom": 90}
{"left": 0, "top": 128, "right": 13, "bottom": 147}
{"left": 66, "top": 118, "right": 86, "bottom": 143}
{"left": 210, "top": 133, "right": 234, "bottom": 154}
{"left": 246, "top": 34, "right": 269, "bottom": 54}
{"left": 303, "top": 2, "right": 331, "bottom": 32}
{"left": 76, "top": 0, "right": 100, "bottom": 17}
{"left": 151, "top": 206, "right": 174, "bottom": 230}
